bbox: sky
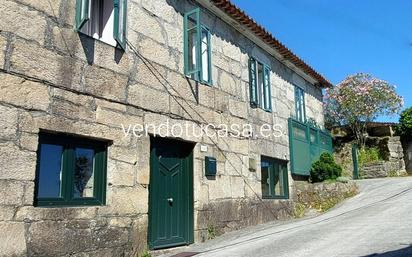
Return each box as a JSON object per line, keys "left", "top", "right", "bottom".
{"left": 232, "top": 0, "right": 412, "bottom": 122}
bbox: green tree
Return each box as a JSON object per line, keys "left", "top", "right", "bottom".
{"left": 324, "top": 73, "right": 403, "bottom": 148}
{"left": 396, "top": 107, "right": 412, "bottom": 140}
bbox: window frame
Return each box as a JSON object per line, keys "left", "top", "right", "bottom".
{"left": 183, "top": 8, "right": 213, "bottom": 86}
{"left": 75, "top": 0, "right": 127, "bottom": 50}
{"left": 249, "top": 57, "right": 272, "bottom": 112}
{"left": 260, "top": 156, "right": 289, "bottom": 199}
{"left": 294, "top": 86, "right": 306, "bottom": 122}
{"left": 35, "top": 133, "right": 108, "bottom": 207}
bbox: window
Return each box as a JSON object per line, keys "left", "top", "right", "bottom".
{"left": 35, "top": 133, "right": 108, "bottom": 206}
{"left": 75, "top": 0, "right": 127, "bottom": 50}
{"left": 294, "top": 86, "right": 306, "bottom": 122}
{"left": 184, "top": 8, "right": 212, "bottom": 85}
{"left": 261, "top": 157, "right": 289, "bottom": 199}
{"left": 249, "top": 57, "right": 271, "bottom": 111}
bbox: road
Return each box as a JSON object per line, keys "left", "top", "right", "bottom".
{"left": 165, "top": 177, "right": 412, "bottom": 257}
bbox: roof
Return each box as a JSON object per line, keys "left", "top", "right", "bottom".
{"left": 208, "top": 0, "right": 333, "bottom": 88}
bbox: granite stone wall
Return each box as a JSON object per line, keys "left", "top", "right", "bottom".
{"left": 0, "top": 0, "right": 325, "bottom": 256}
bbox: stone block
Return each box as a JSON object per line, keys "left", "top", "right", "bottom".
{"left": 18, "top": 132, "right": 39, "bottom": 152}
{"left": 198, "top": 85, "right": 215, "bottom": 109}
{"left": 10, "top": 39, "right": 83, "bottom": 90}
{"left": 219, "top": 71, "right": 238, "bottom": 96}
{"left": 208, "top": 176, "right": 231, "bottom": 200}
{"left": 138, "top": 37, "right": 177, "bottom": 69}
{"left": 0, "top": 1, "right": 46, "bottom": 44}
{"left": 100, "top": 186, "right": 148, "bottom": 216}
{"left": 129, "top": 2, "right": 165, "bottom": 45}
{"left": 0, "top": 206, "right": 15, "bottom": 221}
{"left": 50, "top": 97, "right": 96, "bottom": 121}
{"left": 107, "top": 160, "right": 136, "bottom": 187}
{"left": 166, "top": 71, "right": 198, "bottom": 101}
{"left": 83, "top": 65, "right": 128, "bottom": 102}
{"left": 28, "top": 220, "right": 93, "bottom": 256}
{"left": 0, "top": 143, "right": 36, "bottom": 181}
{"left": 15, "top": 206, "right": 98, "bottom": 222}
{"left": 128, "top": 84, "right": 170, "bottom": 113}
{"left": 92, "top": 226, "right": 129, "bottom": 249}
{"left": 96, "top": 106, "right": 143, "bottom": 129}
{"left": 17, "top": 0, "right": 62, "bottom": 18}
{"left": 0, "top": 180, "right": 27, "bottom": 206}
{"left": 0, "top": 105, "right": 18, "bottom": 140}
{"left": 141, "top": 0, "right": 178, "bottom": 24}
{"left": 0, "top": 34, "right": 6, "bottom": 69}
{"left": 0, "top": 222, "right": 26, "bottom": 256}
{"left": 164, "top": 22, "right": 184, "bottom": 51}
{"left": 0, "top": 73, "right": 50, "bottom": 111}
{"left": 228, "top": 98, "right": 248, "bottom": 119}
{"left": 230, "top": 176, "right": 245, "bottom": 198}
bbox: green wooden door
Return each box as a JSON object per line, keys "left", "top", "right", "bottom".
{"left": 148, "top": 137, "right": 194, "bottom": 249}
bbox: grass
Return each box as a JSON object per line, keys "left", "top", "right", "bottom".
{"left": 207, "top": 224, "right": 217, "bottom": 240}
{"left": 141, "top": 249, "right": 151, "bottom": 257}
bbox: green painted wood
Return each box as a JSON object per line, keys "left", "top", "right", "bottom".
{"left": 113, "top": 0, "right": 127, "bottom": 50}
{"left": 263, "top": 65, "right": 272, "bottom": 112}
{"left": 249, "top": 57, "right": 258, "bottom": 107}
{"left": 289, "top": 118, "right": 333, "bottom": 176}
{"left": 35, "top": 133, "right": 108, "bottom": 207}
{"left": 75, "top": 0, "right": 89, "bottom": 31}
{"left": 148, "top": 138, "right": 194, "bottom": 250}
{"left": 184, "top": 8, "right": 201, "bottom": 77}
{"left": 261, "top": 157, "right": 289, "bottom": 199}
{"left": 352, "top": 144, "right": 359, "bottom": 179}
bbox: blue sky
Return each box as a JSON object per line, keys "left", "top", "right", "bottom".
{"left": 232, "top": 0, "right": 412, "bottom": 122}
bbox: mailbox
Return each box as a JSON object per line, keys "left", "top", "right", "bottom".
{"left": 205, "top": 156, "right": 217, "bottom": 176}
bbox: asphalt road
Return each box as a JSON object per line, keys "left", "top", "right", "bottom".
{"left": 165, "top": 177, "right": 412, "bottom": 257}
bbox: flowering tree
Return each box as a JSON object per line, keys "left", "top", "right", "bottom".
{"left": 324, "top": 73, "right": 403, "bottom": 148}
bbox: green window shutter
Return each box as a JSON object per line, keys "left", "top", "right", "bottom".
{"left": 114, "top": 0, "right": 127, "bottom": 50}
{"left": 295, "top": 86, "right": 306, "bottom": 122}
{"left": 263, "top": 65, "right": 272, "bottom": 111}
{"left": 75, "top": 0, "right": 89, "bottom": 31}
{"left": 302, "top": 90, "right": 306, "bottom": 122}
{"left": 200, "top": 26, "right": 212, "bottom": 85}
{"left": 184, "top": 8, "right": 201, "bottom": 77}
{"left": 249, "top": 57, "right": 258, "bottom": 107}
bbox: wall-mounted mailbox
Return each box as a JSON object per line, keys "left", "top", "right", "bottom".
{"left": 205, "top": 156, "right": 217, "bottom": 176}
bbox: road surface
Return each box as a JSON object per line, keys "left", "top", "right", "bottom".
{"left": 164, "top": 177, "right": 412, "bottom": 257}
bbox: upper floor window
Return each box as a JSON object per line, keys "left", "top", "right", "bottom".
{"left": 184, "top": 8, "right": 212, "bottom": 85}
{"left": 75, "top": 0, "right": 127, "bottom": 50}
{"left": 294, "top": 86, "right": 306, "bottom": 122}
{"left": 261, "top": 157, "right": 289, "bottom": 199}
{"left": 249, "top": 57, "right": 271, "bottom": 112}
{"left": 35, "top": 132, "right": 108, "bottom": 207}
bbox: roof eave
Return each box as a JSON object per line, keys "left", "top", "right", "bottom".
{"left": 196, "top": 0, "right": 333, "bottom": 88}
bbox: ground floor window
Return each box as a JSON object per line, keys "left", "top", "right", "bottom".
{"left": 261, "top": 156, "right": 289, "bottom": 199}
{"left": 35, "top": 132, "right": 108, "bottom": 207}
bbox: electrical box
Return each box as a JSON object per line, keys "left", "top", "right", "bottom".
{"left": 205, "top": 156, "right": 217, "bottom": 176}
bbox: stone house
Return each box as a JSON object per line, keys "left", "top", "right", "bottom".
{"left": 0, "top": 0, "right": 332, "bottom": 256}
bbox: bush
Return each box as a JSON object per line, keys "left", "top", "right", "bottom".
{"left": 310, "top": 153, "right": 342, "bottom": 183}
{"left": 358, "top": 147, "right": 382, "bottom": 166}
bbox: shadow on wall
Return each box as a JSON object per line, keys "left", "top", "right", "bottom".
{"left": 362, "top": 245, "right": 412, "bottom": 257}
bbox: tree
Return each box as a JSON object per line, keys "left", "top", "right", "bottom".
{"left": 397, "top": 107, "right": 412, "bottom": 140}
{"left": 324, "top": 73, "right": 403, "bottom": 148}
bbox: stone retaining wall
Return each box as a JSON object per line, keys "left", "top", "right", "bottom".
{"left": 294, "top": 181, "right": 358, "bottom": 213}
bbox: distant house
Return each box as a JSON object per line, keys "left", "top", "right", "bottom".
{"left": 0, "top": 0, "right": 332, "bottom": 255}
